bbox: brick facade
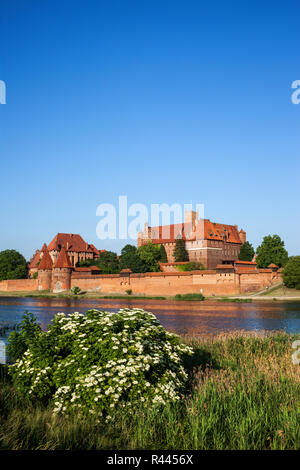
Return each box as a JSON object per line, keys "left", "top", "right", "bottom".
{"left": 137, "top": 211, "right": 245, "bottom": 269}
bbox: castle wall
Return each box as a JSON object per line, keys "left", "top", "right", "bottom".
{"left": 0, "top": 269, "right": 280, "bottom": 296}
{"left": 0, "top": 279, "right": 39, "bottom": 292}
{"left": 70, "top": 270, "right": 280, "bottom": 297}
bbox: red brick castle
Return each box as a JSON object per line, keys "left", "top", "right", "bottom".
{"left": 137, "top": 210, "right": 246, "bottom": 269}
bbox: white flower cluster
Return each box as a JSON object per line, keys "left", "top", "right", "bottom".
{"left": 11, "top": 308, "right": 193, "bottom": 421}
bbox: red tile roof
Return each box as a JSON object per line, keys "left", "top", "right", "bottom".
{"left": 89, "top": 244, "right": 100, "bottom": 258}
{"left": 48, "top": 233, "right": 94, "bottom": 253}
{"left": 38, "top": 248, "right": 53, "bottom": 270}
{"left": 216, "top": 264, "right": 234, "bottom": 269}
{"left": 28, "top": 250, "right": 41, "bottom": 269}
{"left": 235, "top": 260, "right": 257, "bottom": 265}
{"left": 53, "top": 246, "right": 73, "bottom": 269}
{"left": 141, "top": 219, "right": 243, "bottom": 245}
{"left": 206, "top": 221, "right": 242, "bottom": 244}
{"left": 74, "top": 266, "right": 101, "bottom": 272}
{"left": 268, "top": 263, "right": 278, "bottom": 268}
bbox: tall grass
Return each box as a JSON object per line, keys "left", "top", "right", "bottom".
{"left": 0, "top": 331, "right": 299, "bottom": 450}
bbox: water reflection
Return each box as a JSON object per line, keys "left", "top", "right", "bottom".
{"left": 0, "top": 297, "right": 299, "bottom": 341}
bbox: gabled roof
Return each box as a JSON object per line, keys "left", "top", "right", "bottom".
{"left": 141, "top": 219, "right": 243, "bottom": 245}
{"left": 38, "top": 247, "right": 53, "bottom": 270}
{"left": 48, "top": 233, "right": 94, "bottom": 253}
{"left": 268, "top": 263, "right": 278, "bottom": 268}
{"left": 53, "top": 246, "right": 73, "bottom": 269}
{"left": 206, "top": 221, "right": 242, "bottom": 244}
{"left": 89, "top": 244, "right": 100, "bottom": 258}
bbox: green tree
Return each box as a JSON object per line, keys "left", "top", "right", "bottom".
{"left": 0, "top": 249, "right": 28, "bottom": 281}
{"left": 137, "top": 242, "right": 161, "bottom": 272}
{"left": 78, "top": 251, "right": 120, "bottom": 274}
{"left": 256, "top": 235, "right": 288, "bottom": 268}
{"left": 173, "top": 239, "right": 189, "bottom": 262}
{"left": 282, "top": 256, "right": 300, "bottom": 289}
{"left": 120, "top": 244, "right": 148, "bottom": 273}
{"left": 159, "top": 244, "right": 168, "bottom": 263}
{"left": 238, "top": 241, "right": 255, "bottom": 261}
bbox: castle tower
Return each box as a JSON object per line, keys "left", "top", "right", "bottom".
{"left": 37, "top": 245, "right": 53, "bottom": 291}
{"left": 184, "top": 210, "right": 198, "bottom": 230}
{"left": 239, "top": 229, "right": 246, "bottom": 244}
{"left": 51, "top": 246, "right": 73, "bottom": 292}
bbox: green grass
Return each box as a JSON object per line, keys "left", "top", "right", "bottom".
{"left": 217, "top": 297, "right": 253, "bottom": 303}
{"left": 260, "top": 285, "right": 300, "bottom": 298}
{"left": 101, "top": 295, "right": 167, "bottom": 300}
{"left": 0, "top": 331, "right": 299, "bottom": 450}
{"left": 0, "top": 290, "right": 166, "bottom": 300}
{"left": 174, "top": 293, "right": 205, "bottom": 301}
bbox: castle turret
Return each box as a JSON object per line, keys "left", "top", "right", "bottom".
{"left": 38, "top": 245, "right": 53, "bottom": 290}
{"left": 184, "top": 210, "right": 198, "bottom": 228}
{"left": 51, "top": 246, "right": 73, "bottom": 292}
{"left": 239, "top": 229, "right": 246, "bottom": 244}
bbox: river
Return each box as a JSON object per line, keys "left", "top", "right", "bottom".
{"left": 0, "top": 297, "right": 300, "bottom": 342}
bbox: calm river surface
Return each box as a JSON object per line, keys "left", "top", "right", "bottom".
{"left": 0, "top": 297, "right": 300, "bottom": 342}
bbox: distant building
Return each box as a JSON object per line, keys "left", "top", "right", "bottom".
{"left": 28, "top": 233, "right": 104, "bottom": 277}
{"left": 137, "top": 210, "right": 246, "bottom": 269}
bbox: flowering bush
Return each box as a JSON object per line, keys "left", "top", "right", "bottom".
{"left": 9, "top": 308, "right": 193, "bottom": 420}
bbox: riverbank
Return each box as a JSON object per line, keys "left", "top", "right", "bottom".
{"left": 0, "top": 331, "right": 299, "bottom": 450}
{"left": 1, "top": 288, "right": 300, "bottom": 302}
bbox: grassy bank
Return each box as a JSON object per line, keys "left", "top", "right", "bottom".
{"left": 1, "top": 289, "right": 300, "bottom": 302}
{"left": 0, "top": 331, "right": 299, "bottom": 450}
{"left": 258, "top": 285, "right": 300, "bottom": 298}
{"left": 0, "top": 290, "right": 167, "bottom": 300}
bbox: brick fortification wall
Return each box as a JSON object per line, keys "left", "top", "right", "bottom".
{"left": 71, "top": 270, "right": 280, "bottom": 297}
{"left": 0, "top": 270, "right": 280, "bottom": 296}
{"left": 0, "top": 279, "right": 39, "bottom": 292}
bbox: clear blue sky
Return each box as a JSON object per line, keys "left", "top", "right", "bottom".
{"left": 0, "top": 0, "right": 299, "bottom": 260}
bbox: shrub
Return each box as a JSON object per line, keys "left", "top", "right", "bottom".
{"left": 177, "top": 262, "right": 205, "bottom": 272}
{"left": 9, "top": 309, "right": 193, "bottom": 421}
{"left": 125, "top": 289, "right": 132, "bottom": 295}
{"left": 7, "top": 312, "right": 41, "bottom": 362}
{"left": 174, "top": 293, "right": 205, "bottom": 301}
{"left": 71, "top": 286, "right": 81, "bottom": 295}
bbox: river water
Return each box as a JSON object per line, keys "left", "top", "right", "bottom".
{"left": 0, "top": 297, "right": 300, "bottom": 342}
